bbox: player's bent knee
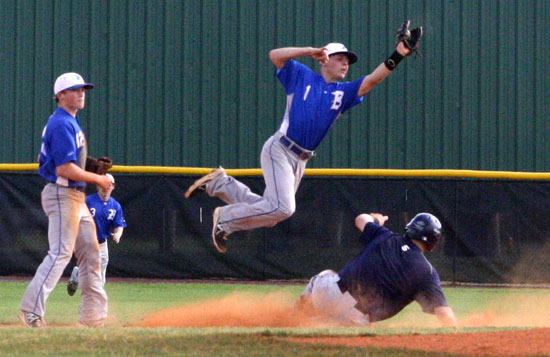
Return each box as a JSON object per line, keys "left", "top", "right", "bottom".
{"left": 276, "top": 205, "right": 295, "bottom": 219}
{"left": 268, "top": 207, "right": 294, "bottom": 225}
{"left": 262, "top": 203, "right": 295, "bottom": 227}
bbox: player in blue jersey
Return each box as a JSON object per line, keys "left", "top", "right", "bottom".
{"left": 67, "top": 174, "right": 127, "bottom": 296}
{"left": 186, "top": 24, "right": 421, "bottom": 253}
{"left": 297, "top": 212, "right": 457, "bottom": 327}
{"left": 19, "top": 73, "right": 112, "bottom": 328}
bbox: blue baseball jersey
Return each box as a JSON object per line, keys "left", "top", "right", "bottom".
{"left": 275, "top": 59, "right": 365, "bottom": 150}
{"left": 38, "top": 107, "right": 87, "bottom": 188}
{"left": 338, "top": 223, "right": 448, "bottom": 322}
{"left": 86, "top": 194, "right": 127, "bottom": 244}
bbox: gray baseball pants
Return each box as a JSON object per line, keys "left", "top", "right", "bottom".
{"left": 301, "top": 270, "right": 370, "bottom": 326}
{"left": 20, "top": 183, "right": 108, "bottom": 323}
{"left": 206, "top": 132, "right": 307, "bottom": 234}
{"left": 70, "top": 240, "right": 109, "bottom": 286}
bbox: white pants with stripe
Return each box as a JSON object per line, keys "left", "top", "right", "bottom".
{"left": 20, "top": 184, "right": 108, "bottom": 323}
{"left": 70, "top": 240, "right": 109, "bottom": 286}
{"left": 301, "top": 270, "right": 370, "bottom": 326}
{"left": 206, "top": 132, "right": 307, "bottom": 234}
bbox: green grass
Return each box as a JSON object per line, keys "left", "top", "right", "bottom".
{"left": 1, "top": 280, "right": 548, "bottom": 356}
{"left": 0, "top": 328, "right": 460, "bottom": 356}
{"left": 1, "top": 281, "right": 301, "bottom": 326}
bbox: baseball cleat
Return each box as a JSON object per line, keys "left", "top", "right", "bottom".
{"left": 185, "top": 166, "right": 225, "bottom": 199}
{"left": 67, "top": 279, "right": 78, "bottom": 296}
{"left": 19, "top": 310, "right": 46, "bottom": 328}
{"left": 211, "top": 207, "right": 228, "bottom": 253}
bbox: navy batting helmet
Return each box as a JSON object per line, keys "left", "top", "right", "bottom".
{"left": 405, "top": 213, "right": 442, "bottom": 251}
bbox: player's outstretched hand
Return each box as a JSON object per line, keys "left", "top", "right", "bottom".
{"left": 396, "top": 41, "right": 410, "bottom": 56}
{"left": 355, "top": 213, "right": 388, "bottom": 231}
{"left": 395, "top": 20, "right": 423, "bottom": 57}
{"left": 312, "top": 47, "right": 329, "bottom": 64}
{"left": 370, "top": 213, "right": 389, "bottom": 226}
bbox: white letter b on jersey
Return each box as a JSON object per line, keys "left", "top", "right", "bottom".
{"left": 331, "top": 91, "right": 344, "bottom": 110}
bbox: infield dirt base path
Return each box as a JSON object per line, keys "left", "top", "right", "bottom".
{"left": 291, "top": 328, "right": 550, "bottom": 356}
{"left": 136, "top": 289, "right": 550, "bottom": 356}
{"left": 6, "top": 277, "right": 546, "bottom": 355}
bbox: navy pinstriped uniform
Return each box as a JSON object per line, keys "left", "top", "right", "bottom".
{"left": 339, "top": 223, "right": 448, "bottom": 322}
{"left": 300, "top": 222, "right": 449, "bottom": 325}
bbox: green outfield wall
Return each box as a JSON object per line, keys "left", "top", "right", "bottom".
{"left": 1, "top": 0, "right": 549, "bottom": 170}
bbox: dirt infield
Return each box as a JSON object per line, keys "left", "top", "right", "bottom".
{"left": 6, "top": 277, "right": 549, "bottom": 355}
{"left": 136, "top": 288, "right": 550, "bottom": 356}
{"left": 291, "top": 328, "right": 550, "bottom": 356}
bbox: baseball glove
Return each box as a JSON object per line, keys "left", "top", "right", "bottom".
{"left": 395, "top": 20, "right": 423, "bottom": 56}
{"left": 85, "top": 156, "right": 113, "bottom": 175}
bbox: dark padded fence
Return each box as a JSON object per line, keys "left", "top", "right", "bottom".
{"left": 1, "top": 172, "right": 549, "bottom": 284}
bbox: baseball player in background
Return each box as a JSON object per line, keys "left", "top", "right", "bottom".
{"left": 67, "top": 173, "right": 127, "bottom": 296}
{"left": 19, "top": 72, "right": 112, "bottom": 328}
{"left": 297, "top": 212, "right": 457, "bottom": 327}
{"left": 186, "top": 22, "right": 423, "bottom": 253}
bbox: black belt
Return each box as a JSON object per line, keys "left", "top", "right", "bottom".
{"left": 279, "top": 136, "right": 316, "bottom": 160}
{"left": 337, "top": 279, "right": 348, "bottom": 294}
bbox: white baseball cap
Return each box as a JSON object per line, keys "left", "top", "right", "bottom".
{"left": 106, "top": 173, "right": 115, "bottom": 184}
{"left": 53, "top": 72, "right": 94, "bottom": 95}
{"left": 324, "top": 43, "right": 358, "bottom": 64}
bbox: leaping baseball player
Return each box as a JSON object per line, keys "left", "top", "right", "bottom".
{"left": 68, "top": 173, "right": 127, "bottom": 296}
{"left": 297, "top": 212, "right": 457, "bottom": 327}
{"left": 186, "top": 21, "right": 423, "bottom": 253}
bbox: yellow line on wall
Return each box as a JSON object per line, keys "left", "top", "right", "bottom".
{"left": 1, "top": 163, "right": 550, "bottom": 180}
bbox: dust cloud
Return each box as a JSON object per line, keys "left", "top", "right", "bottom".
{"left": 458, "top": 294, "right": 550, "bottom": 328}
{"left": 136, "top": 290, "right": 550, "bottom": 328}
{"left": 136, "top": 291, "right": 335, "bottom": 328}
